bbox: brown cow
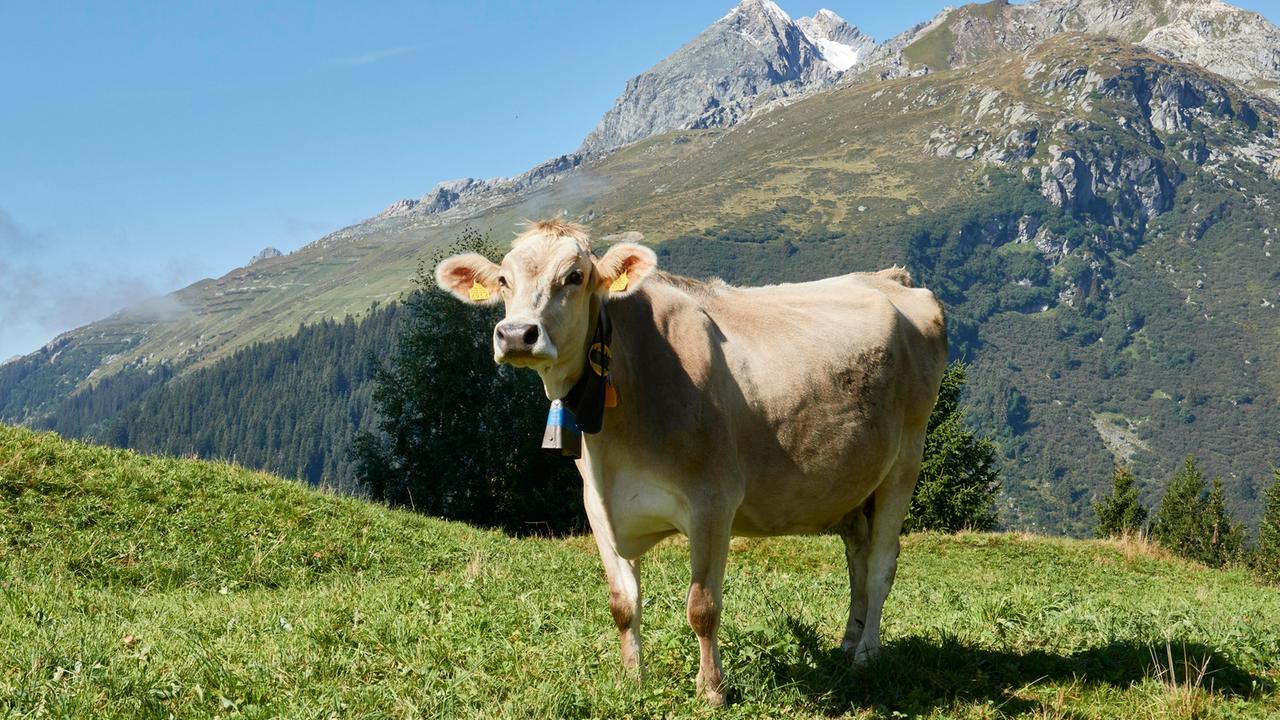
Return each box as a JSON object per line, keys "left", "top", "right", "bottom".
{"left": 437, "top": 220, "right": 947, "bottom": 704}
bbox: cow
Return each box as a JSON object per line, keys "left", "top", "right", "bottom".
{"left": 436, "top": 219, "right": 947, "bottom": 705}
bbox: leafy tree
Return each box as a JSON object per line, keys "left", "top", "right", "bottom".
{"left": 353, "top": 229, "right": 583, "bottom": 534}
{"left": 1253, "top": 471, "right": 1280, "bottom": 583}
{"left": 1094, "top": 464, "right": 1147, "bottom": 538}
{"left": 1151, "top": 455, "right": 1242, "bottom": 567}
{"left": 905, "top": 362, "right": 1001, "bottom": 533}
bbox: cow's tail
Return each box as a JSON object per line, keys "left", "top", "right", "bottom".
{"left": 876, "top": 265, "right": 914, "bottom": 287}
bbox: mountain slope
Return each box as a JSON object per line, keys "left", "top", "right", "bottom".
{"left": 863, "top": 0, "right": 1280, "bottom": 104}
{"left": 3, "top": 424, "right": 1279, "bottom": 717}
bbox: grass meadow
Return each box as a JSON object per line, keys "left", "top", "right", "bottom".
{"left": 2, "top": 424, "right": 1278, "bottom": 718}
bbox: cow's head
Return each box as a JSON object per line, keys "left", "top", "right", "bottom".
{"left": 435, "top": 220, "right": 657, "bottom": 398}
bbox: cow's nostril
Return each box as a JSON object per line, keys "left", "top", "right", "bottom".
{"left": 522, "top": 325, "right": 540, "bottom": 346}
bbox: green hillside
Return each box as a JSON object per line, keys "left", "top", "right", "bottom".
{"left": 2, "top": 425, "right": 1278, "bottom": 719}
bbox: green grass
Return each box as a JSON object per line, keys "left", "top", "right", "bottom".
{"left": 3, "top": 425, "right": 1279, "bottom": 718}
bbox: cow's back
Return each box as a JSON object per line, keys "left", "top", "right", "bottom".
{"left": 698, "top": 271, "right": 947, "bottom": 534}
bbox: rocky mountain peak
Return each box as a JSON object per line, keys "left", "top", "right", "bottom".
{"left": 722, "top": 0, "right": 793, "bottom": 25}
{"left": 248, "top": 247, "right": 283, "bottom": 266}
{"left": 373, "top": 198, "right": 418, "bottom": 220}
{"left": 577, "top": 1, "right": 846, "bottom": 154}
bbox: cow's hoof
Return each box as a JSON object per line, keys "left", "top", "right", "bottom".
{"left": 845, "top": 644, "right": 879, "bottom": 668}
{"left": 697, "top": 673, "right": 726, "bottom": 706}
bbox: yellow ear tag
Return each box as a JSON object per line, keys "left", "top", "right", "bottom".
{"left": 468, "top": 280, "right": 491, "bottom": 301}
{"left": 609, "top": 272, "right": 629, "bottom": 293}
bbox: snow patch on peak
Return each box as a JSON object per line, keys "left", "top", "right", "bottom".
{"left": 811, "top": 37, "right": 861, "bottom": 71}
{"left": 797, "top": 7, "right": 873, "bottom": 72}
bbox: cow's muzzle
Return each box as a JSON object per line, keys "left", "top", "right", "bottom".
{"left": 494, "top": 322, "right": 554, "bottom": 365}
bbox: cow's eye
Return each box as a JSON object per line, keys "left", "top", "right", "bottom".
{"left": 497, "top": 275, "right": 508, "bottom": 288}
{"left": 565, "top": 269, "right": 584, "bottom": 286}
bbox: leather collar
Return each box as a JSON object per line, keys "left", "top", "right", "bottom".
{"left": 561, "top": 300, "right": 612, "bottom": 434}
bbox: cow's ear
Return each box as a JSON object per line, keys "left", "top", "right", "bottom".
{"left": 435, "top": 253, "right": 502, "bottom": 305}
{"left": 595, "top": 243, "right": 657, "bottom": 298}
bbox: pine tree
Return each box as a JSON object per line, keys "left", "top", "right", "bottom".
{"left": 1254, "top": 470, "right": 1280, "bottom": 583}
{"left": 1151, "top": 455, "right": 1243, "bottom": 568}
{"left": 904, "top": 362, "right": 1001, "bottom": 533}
{"left": 1094, "top": 464, "right": 1147, "bottom": 538}
{"left": 1202, "top": 477, "right": 1244, "bottom": 567}
{"left": 1151, "top": 455, "right": 1208, "bottom": 561}
{"left": 353, "top": 229, "right": 583, "bottom": 534}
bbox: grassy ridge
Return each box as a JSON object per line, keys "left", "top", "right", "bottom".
{"left": 2, "top": 425, "right": 1278, "bottom": 718}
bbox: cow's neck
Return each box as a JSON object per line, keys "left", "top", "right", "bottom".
{"left": 539, "top": 293, "right": 603, "bottom": 402}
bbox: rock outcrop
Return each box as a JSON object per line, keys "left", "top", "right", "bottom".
{"left": 248, "top": 247, "right": 283, "bottom": 265}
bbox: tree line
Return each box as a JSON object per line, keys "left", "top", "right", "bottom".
{"left": 1095, "top": 458, "right": 1280, "bottom": 583}
{"left": 44, "top": 307, "right": 403, "bottom": 493}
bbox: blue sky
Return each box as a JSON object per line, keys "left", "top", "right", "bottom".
{"left": 1, "top": 0, "right": 1277, "bottom": 360}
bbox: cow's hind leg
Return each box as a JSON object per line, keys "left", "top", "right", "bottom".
{"left": 686, "top": 512, "right": 732, "bottom": 705}
{"left": 850, "top": 437, "right": 923, "bottom": 666}
{"left": 838, "top": 500, "right": 872, "bottom": 653}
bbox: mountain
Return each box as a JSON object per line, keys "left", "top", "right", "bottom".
{"left": 861, "top": 0, "right": 1280, "bottom": 103}
{"left": 4, "top": 0, "right": 1280, "bottom": 534}
{"left": 578, "top": 0, "right": 873, "bottom": 154}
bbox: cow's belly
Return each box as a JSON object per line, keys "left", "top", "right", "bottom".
{"left": 730, "top": 467, "right": 882, "bottom": 536}
{"left": 731, "top": 397, "right": 906, "bottom": 536}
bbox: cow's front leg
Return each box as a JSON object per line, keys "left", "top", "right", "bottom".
{"left": 584, "top": 477, "right": 644, "bottom": 676}
{"left": 686, "top": 514, "right": 732, "bottom": 705}
{"left": 587, "top": 521, "right": 643, "bottom": 675}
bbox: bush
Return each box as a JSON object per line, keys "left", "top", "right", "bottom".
{"left": 905, "top": 362, "right": 1001, "bottom": 533}
{"left": 1094, "top": 464, "right": 1148, "bottom": 538}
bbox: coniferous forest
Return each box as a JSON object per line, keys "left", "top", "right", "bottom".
{"left": 40, "top": 307, "right": 403, "bottom": 493}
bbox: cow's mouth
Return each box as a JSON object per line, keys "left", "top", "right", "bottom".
{"left": 496, "top": 350, "right": 549, "bottom": 368}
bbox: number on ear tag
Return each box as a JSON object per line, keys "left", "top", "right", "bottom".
{"left": 468, "top": 280, "right": 491, "bottom": 301}
{"left": 609, "top": 272, "right": 629, "bottom": 293}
